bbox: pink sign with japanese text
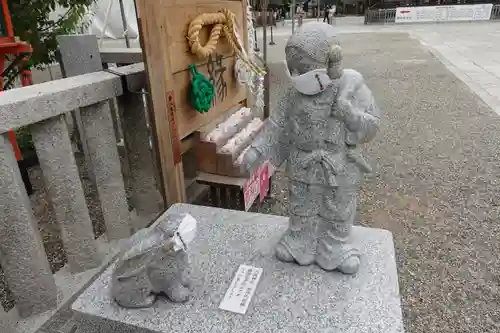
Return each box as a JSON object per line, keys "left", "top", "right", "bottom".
{"left": 243, "top": 160, "right": 275, "bottom": 211}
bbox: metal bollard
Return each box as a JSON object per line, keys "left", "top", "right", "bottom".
{"left": 253, "top": 22, "right": 260, "bottom": 52}
{"left": 269, "top": 24, "right": 276, "bottom": 45}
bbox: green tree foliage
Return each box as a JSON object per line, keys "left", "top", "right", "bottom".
{"left": 7, "top": 0, "right": 96, "bottom": 152}
{"left": 8, "top": 0, "right": 96, "bottom": 68}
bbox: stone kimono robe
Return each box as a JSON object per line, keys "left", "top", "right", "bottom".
{"left": 248, "top": 68, "right": 381, "bottom": 273}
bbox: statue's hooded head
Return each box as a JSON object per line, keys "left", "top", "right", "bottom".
{"left": 284, "top": 22, "right": 343, "bottom": 95}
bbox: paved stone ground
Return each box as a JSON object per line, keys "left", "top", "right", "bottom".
{"left": 251, "top": 31, "right": 500, "bottom": 333}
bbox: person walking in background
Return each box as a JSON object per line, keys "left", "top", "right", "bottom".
{"left": 284, "top": 3, "right": 290, "bottom": 19}
{"left": 329, "top": 5, "right": 336, "bottom": 25}
{"left": 323, "top": 5, "right": 330, "bottom": 24}
{"left": 296, "top": 2, "right": 305, "bottom": 27}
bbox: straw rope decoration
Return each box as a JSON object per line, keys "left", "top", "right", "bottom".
{"left": 187, "top": 9, "right": 266, "bottom": 77}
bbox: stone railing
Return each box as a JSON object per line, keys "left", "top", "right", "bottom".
{"left": 492, "top": 4, "right": 500, "bottom": 19}
{"left": 365, "top": 4, "right": 500, "bottom": 24}
{"left": 0, "top": 37, "right": 163, "bottom": 333}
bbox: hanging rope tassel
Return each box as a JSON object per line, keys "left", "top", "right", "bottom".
{"left": 189, "top": 64, "right": 215, "bottom": 113}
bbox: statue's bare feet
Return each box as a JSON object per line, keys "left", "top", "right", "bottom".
{"left": 338, "top": 256, "right": 360, "bottom": 275}
{"left": 316, "top": 252, "right": 360, "bottom": 274}
{"left": 275, "top": 240, "right": 315, "bottom": 265}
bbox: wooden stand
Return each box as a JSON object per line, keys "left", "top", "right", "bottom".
{"left": 135, "top": 0, "right": 262, "bottom": 209}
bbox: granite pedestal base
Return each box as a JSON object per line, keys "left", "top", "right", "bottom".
{"left": 72, "top": 204, "right": 404, "bottom": 333}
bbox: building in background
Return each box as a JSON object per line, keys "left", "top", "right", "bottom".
{"left": 265, "top": 0, "right": 500, "bottom": 15}
{"left": 368, "top": 0, "right": 500, "bottom": 9}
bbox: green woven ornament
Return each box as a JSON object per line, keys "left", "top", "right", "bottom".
{"left": 189, "top": 64, "right": 215, "bottom": 113}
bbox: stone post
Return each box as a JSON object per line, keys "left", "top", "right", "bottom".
{"left": 0, "top": 134, "right": 57, "bottom": 317}
{"left": 31, "top": 115, "right": 102, "bottom": 272}
{"left": 80, "top": 101, "right": 132, "bottom": 240}
{"left": 118, "top": 90, "right": 163, "bottom": 225}
{"left": 57, "top": 34, "right": 106, "bottom": 184}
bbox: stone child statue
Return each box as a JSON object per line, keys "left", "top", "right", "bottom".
{"left": 242, "top": 22, "right": 381, "bottom": 275}
{"left": 111, "top": 214, "right": 196, "bottom": 308}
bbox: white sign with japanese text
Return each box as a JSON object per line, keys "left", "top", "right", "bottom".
{"left": 219, "top": 265, "right": 263, "bottom": 314}
{"left": 395, "top": 4, "right": 493, "bottom": 23}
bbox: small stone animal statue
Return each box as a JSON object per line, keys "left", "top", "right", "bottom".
{"left": 111, "top": 213, "right": 196, "bottom": 308}
{"left": 242, "top": 22, "right": 381, "bottom": 275}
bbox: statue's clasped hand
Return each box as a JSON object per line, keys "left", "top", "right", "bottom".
{"left": 240, "top": 146, "right": 264, "bottom": 176}
{"left": 335, "top": 97, "right": 361, "bottom": 132}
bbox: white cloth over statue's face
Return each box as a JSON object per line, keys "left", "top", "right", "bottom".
{"left": 284, "top": 22, "right": 341, "bottom": 95}
{"left": 284, "top": 65, "right": 334, "bottom": 96}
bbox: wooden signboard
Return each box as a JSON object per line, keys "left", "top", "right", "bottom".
{"left": 135, "top": 0, "right": 249, "bottom": 206}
